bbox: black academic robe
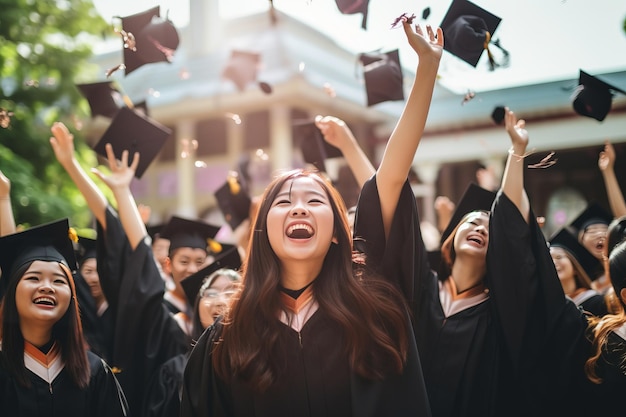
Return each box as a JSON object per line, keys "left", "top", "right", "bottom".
{"left": 180, "top": 177, "right": 431, "bottom": 417}
{"left": 0, "top": 350, "right": 128, "bottom": 417}
{"left": 143, "top": 353, "right": 187, "bottom": 417}
{"left": 97, "top": 206, "right": 190, "bottom": 416}
{"left": 578, "top": 293, "right": 609, "bottom": 317}
{"left": 74, "top": 270, "right": 114, "bottom": 362}
{"left": 353, "top": 178, "right": 588, "bottom": 417}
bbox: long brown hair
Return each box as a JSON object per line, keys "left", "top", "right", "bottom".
{"left": 585, "top": 240, "right": 626, "bottom": 383}
{"left": 213, "top": 170, "right": 409, "bottom": 390}
{"left": 0, "top": 261, "right": 90, "bottom": 388}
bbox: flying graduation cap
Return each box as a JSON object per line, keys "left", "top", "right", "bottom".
{"left": 572, "top": 70, "right": 626, "bottom": 121}
{"left": 76, "top": 81, "right": 125, "bottom": 119}
{"left": 92, "top": 107, "right": 172, "bottom": 179}
{"left": 214, "top": 174, "right": 252, "bottom": 231}
{"left": 334, "top": 0, "right": 370, "bottom": 30}
{"left": 293, "top": 120, "right": 343, "bottom": 173}
{"left": 439, "top": 0, "right": 502, "bottom": 68}
{"left": 118, "top": 6, "right": 180, "bottom": 75}
{"left": 359, "top": 49, "right": 404, "bottom": 107}
{"left": 222, "top": 50, "right": 271, "bottom": 93}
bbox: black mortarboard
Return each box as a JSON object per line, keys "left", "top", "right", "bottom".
{"left": 440, "top": 183, "right": 496, "bottom": 245}
{"left": 214, "top": 175, "right": 252, "bottom": 231}
{"left": 549, "top": 228, "right": 601, "bottom": 281}
{"left": 335, "top": 0, "right": 370, "bottom": 29}
{"left": 180, "top": 243, "right": 242, "bottom": 305}
{"left": 76, "top": 236, "right": 97, "bottom": 264}
{"left": 119, "top": 6, "right": 180, "bottom": 75}
{"left": 491, "top": 105, "right": 506, "bottom": 125}
{"left": 572, "top": 70, "right": 626, "bottom": 122}
{"left": 440, "top": 0, "right": 501, "bottom": 67}
{"left": 93, "top": 107, "right": 172, "bottom": 179}
{"left": 159, "top": 216, "right": 221, "bottom": 253}
{"left": 569, "top": 202, "right": 613, "bottom": 233}
{"left": 147, "top": 223, "right": 165, "bottom": 241}
{"left": 76, "top": 81, "right": 124, "bottom": 119}
{"left": 359, "top": 49, "right": 404, "bottom": 106}
{"left": 222, "top": 50, "right": 261, "bottom": 92}
{"left": 293, "top": 120, "right": 343, "bottom": 173}
{"left": 0, "top": 218, "right": 77, "bottom": 295}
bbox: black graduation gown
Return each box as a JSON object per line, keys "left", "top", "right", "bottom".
{"left": 97, "top": 206, "right": 190, "bottom": 415}
{"left": 143, "top": 353, "right": 187, "bottom": 417}
{"left": 180, "top": 177, "right": 431, "bottom": 417}
{"left": 0, "top": 350, "right": 128, "bottom": 417}
{"left": 353, "top": 178, "right": 588, "bottom": 417}
{"left": 578, "top": 293, "right": 609, "bottom": 317}
{"left": 74, "top": 270, "right": 114, "bottom": 362}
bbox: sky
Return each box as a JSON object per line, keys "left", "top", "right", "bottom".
{"left": 91, "top": 0, "right": 626, "bottom": 94}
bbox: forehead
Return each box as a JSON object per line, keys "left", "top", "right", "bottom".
{"left": 463, "top": 211, "right": 490, "bottom": 223}
{"left": 276, "top": 177, "right": 328, "bottom": 196}
{"left": 549, "top": 246, "right": 568, "bottom": 256}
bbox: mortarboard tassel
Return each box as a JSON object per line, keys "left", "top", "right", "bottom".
{"left": 207, "top": 238, "right": 223, "bottom": 254}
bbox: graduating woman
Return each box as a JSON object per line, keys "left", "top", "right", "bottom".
{"left": 180, "top": 17, "right": 442, "bottom": 417}
{"left": 0, "top": 218, "right": 128, "bottom": 416}
{"left": 353, "top": 106, "right": 590, "bottom": 417}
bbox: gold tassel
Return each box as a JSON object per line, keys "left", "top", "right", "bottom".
{"left": 227, "top": 175, "right": 240, "bottom": 195}
{"left": 207, "top": 238, "right": 222, "bottom": 254}
{"left": 68, "top": 227, "right": 78, "bottom": 243}
{"left": 484, "top": 32, "right": 496, "bottom": 71}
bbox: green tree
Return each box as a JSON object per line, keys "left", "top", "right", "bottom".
{"left": 0, "top": 0, "right": 111, "bottom": 229}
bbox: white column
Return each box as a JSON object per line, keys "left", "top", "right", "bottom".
{"left": 413, "top": 162, "right": 441, "bottom": 226}
{"left": 176, "top": 119, "right": 197, "bottom": 217}
{"left": 269, "top": 105, "right": 292, "bottom": 175}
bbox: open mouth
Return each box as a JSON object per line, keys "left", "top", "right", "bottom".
{"left": 287, "top": 224, "right": 314, "bottom": 239}
{"left": 33, "top": 296, "right": 56, "bottom": 306}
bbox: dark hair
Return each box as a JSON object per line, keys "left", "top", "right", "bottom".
{"left": 440, "top": 210, "right": 490, "bottom": 279}
{"left": 0, "top": 260, "right": 90, "bottom": 388}
{"left": 549, "top": 246, "right": 594, "bottom": 290}
{"left": 213, "top": 170, "right": 409, "bottom": 390}
{"left": 607, "top": 216, "right": 626, "bottom": 257}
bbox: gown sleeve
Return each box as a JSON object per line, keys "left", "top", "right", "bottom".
{"left": 486, "top": 191, "right": 588, "bottom": 411}
{"left": 97, "top": 205, "right": 189, "bottom": 413}
{"left": 353, "top": 176, "right": 432, "bottom": 314}
{"left": 143, "top": 353, "right": 187, "bottom": 417}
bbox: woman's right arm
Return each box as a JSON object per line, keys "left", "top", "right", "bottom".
{"left": 0, "top": 170, "right": 15, "bottom": 236}
{"left": 599, "top": 141, "right": 626, "bottom": 218}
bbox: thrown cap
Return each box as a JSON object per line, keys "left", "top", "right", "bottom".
{"left": 180, "top": 243, "right": 242, "bottom": 305}
{"left": 214, "top": 174, "right": 252, "bottom": 231}
{"left": 159, "top": 216, "right": 221, "bottom": 253}
{"left": 0, "top": 218, "right": 78, "bottom": 296}
{"left": 439, "top": 0, "right": 501, "bottom": 67}
{"left": 334, "top": 0, "right": 370, "bottom": 29}
{"left": 222, "top": 50, "right": 261, "bottom": 92}
{"left": 359, "top": 49, "right": 404, "bottom": 106}
{"left": 569, "top": 202, "right": 612, "bottom": 234}
{"left": 549, "top": 228, "right": 601, "bottom": 281}
{"left": 92, "top": 107, "right": 172, "bottom": 179}
{"left": 119, "top": 6, "right": 180, "bottom": 75}
{"left": 293, "top": 120, "right": 343, "bottom": 173}
{"left": 440, "top": 182, "right": 496, "bottom": 245}
{"left": 491, "top": 105, "right": 506, "bottom": 125}
{"left": 76, "top": 81, "right": 124, "bottom": 119}
{"left": 572, "top": 70, "right": 626, "bottom": 122}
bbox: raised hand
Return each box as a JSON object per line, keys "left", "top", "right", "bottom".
{"left": 50, "top": 122, "right": 77, "bottom": 168}
{"left": 504, "top": 108, "right": 529, "bottom": 152}
{"left": 91, "top": 143, "right": 139, "bottom": 194}
{"left": 598, "top": 141, "right": 616, "bottom": 172}
{"left": 401, "top": 19, "right": 444, "bottom": 63}
{"left": 314, "top": 115, "right": 356, "bottom": 151}
{"left": 0, "top": 169, "right": 11, "bottom": 199}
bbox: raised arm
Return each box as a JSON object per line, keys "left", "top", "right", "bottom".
{"left": 315, "top": 115, "right": 375, "bottom": 188}
{"left": 599, "top": 141, "right": 626, "bottom": 218}
{"left": 500, "top": 108, "right": 530, "bottom": 222}
{"left": 91, "top": 144, "right": 146, "bottom": 250}
{"left": 0, "top": 170, "right": 16, "bottom": 236}
{"left": 376, "top": 20, "right": 443, "bottom": 239}
{"left": 50, "top": 122, "right": 109, "bottom": 229}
